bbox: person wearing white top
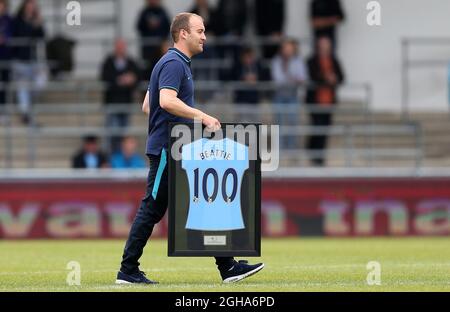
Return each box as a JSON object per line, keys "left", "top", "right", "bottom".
{"left": 270, "top": 39, "right": 308, "bottom": 149}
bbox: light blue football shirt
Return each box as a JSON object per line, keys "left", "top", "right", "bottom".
{"left": 181, "top": 138, "right": 249, "bottom": 231}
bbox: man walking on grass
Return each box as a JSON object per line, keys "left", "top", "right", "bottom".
{"left": 116, "top": 12, "right": 264, "bottom": 284}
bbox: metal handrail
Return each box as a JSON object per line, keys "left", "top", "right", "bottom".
{"left": 0, "top": 122, "right": 422, "bottom": 169}
{"left": 0, "top": 79, "right": 372, "bottom": 112}
{"left": 0, "top": 35, "right": 320, "bottom": 80}
{"left": 0, "top": 79, "right": 371, "bottom": 93}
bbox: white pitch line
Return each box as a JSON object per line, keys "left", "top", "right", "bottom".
{"left": 0, "top": 267, "right": 185, "bottom": 276}
{"left": 1, "top": 263, "right": 450, "bottom": 276}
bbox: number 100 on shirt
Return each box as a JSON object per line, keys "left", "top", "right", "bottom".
{"left": 181, "top": 138, "right": 249, "bottom": 231}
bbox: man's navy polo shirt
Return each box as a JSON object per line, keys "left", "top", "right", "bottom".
{"left": 146, "top": 47, "right": 194, "bottom": 156}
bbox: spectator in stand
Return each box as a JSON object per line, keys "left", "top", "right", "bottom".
{"left": 271, "top": 38, "right": 307, "bottom": 149}
{"left": 100, "top": 38, "right": 140, "bottom": 153}
{"left": 231, "top": 47, "right": 268, "bottom": 122}
{"left": 72, "top": 135, "right": 109, "bottom": 169}
{"left": 215, "top": 0, "right": 247, "bottom": 37}
{"left": 11, "top": 0, "right": 46, "bottom": 126}
{"left": 215, "top": 0, "right": 248, "bottom": 81}
{"left": 45, "top": 34, "right": 76, "bottom": 79}
{"left": 189, "top": 0, "right": 218, "bottom": 36}
{"left": 111, "top": 136, "right": 146, "bottom": 169}
{"left": 305, "top": 36, "right": 344, "bottom": 166}
{"left": 147, "top": 38, "right": 170, "bottom": 77}
{"left": 136, "top": 0, "right": 171, "bottom": 75}
{"left": 310, "top": 0, "right": 345, "bottom": 52}
{"left": 0, "top": 0, "right": 12, "bottom": 122}
{"left": 255, "top": 0, "right": 285, "bottom": 59}
{"left": 189, "top": 0, "right": 219, "bottom": 98}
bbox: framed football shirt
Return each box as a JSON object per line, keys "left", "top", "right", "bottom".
{"left": 168, "top": 122, "right": 261, "bottom": 256}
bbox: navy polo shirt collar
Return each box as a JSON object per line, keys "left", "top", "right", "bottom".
{"left": 168, "top": 48, "right": 191, "bottom": 64}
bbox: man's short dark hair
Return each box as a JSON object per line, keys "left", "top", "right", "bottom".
{"left": 241, "top": 46, "right": 255, "bottom": 56}
{"left": 170, "top": 12, "right": 201, "bottom": 43}
{"left": 83, "top": 135, "right": 98, "bottom": 144}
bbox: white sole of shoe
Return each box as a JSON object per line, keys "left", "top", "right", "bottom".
{"left": 222, "top": 263, "right": 265, "bottom": 283}
{"left": 115, "top": 279, "right": 132, "bottom": 284}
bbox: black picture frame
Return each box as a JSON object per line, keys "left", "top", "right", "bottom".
{"left": 168, "top": 122, "right": 261, "bottom": 257}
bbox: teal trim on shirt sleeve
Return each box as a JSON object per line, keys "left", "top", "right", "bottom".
{"left": 159, "top": 86, "right": 179, "bottom": 92}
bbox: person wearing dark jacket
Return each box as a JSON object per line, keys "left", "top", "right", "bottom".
{"left": 11, "top": 0, "right": 44, "bottom": 61}
{"left": 214, "top": 0, "right": 248, "bottom": 81}
{"left": 305, "top": 36, "right": 344, "bottom": 166}
{"left": 310, "top": 0, "right": 345, "bottom": 52}
{"left": 136, "top": 0, "right": 170, "bottom": 74}
{"left": 100, "top": 38, "right": 140, "bottom": 152}
{"left": 255, "top": 0, "right": 285, "bottom": 59}
{"left": 46, "top": 35, "right": 75, "bottom": 78}
{"left": 215, "top": 0, "right": 247, "bottom": 37}
{"left": 232, "top": 47, "right": 268, "bottom": 105}
{"left": 189, "top": 0, "right": 218, "bottom": 36}
{"left": 72, "top": 135, "right": 109, "bottom": 169}
{"left": 11, "top": 0, "right": 45, "bottom": 125}
{"left": 189, "top": 0, "right": 219, "bottom": 86}
{"left": 231, "top": 47, "right": 269, "bottom": 122}
{"left": 0, "top": 0, "right": 12, "bottom": 114}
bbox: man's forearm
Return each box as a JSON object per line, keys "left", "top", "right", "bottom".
{"left": 160, "top": 94, "right": 203, "bottom": 120}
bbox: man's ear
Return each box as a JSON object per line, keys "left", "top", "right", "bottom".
{"left": 180, "top": 29, "right": 188, "bottom": 40}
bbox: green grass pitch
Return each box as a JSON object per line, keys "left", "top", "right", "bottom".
{"left": 1, "top": 237, "right": 449, "bottom": 292}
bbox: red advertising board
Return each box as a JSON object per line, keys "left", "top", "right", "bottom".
{"left": 0, "top": 177, "right": 449, "bottom": 238}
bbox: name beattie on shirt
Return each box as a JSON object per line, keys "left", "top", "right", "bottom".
{"left": 199, "top": 148, "right": 232, "bottom": 160}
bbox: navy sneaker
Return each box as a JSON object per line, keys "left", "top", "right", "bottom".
{"left": 115, "top": 270, "right": 158, "bottom": 284}
{"left": 220, "top": 260, "right": 265, "bottom": 283}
